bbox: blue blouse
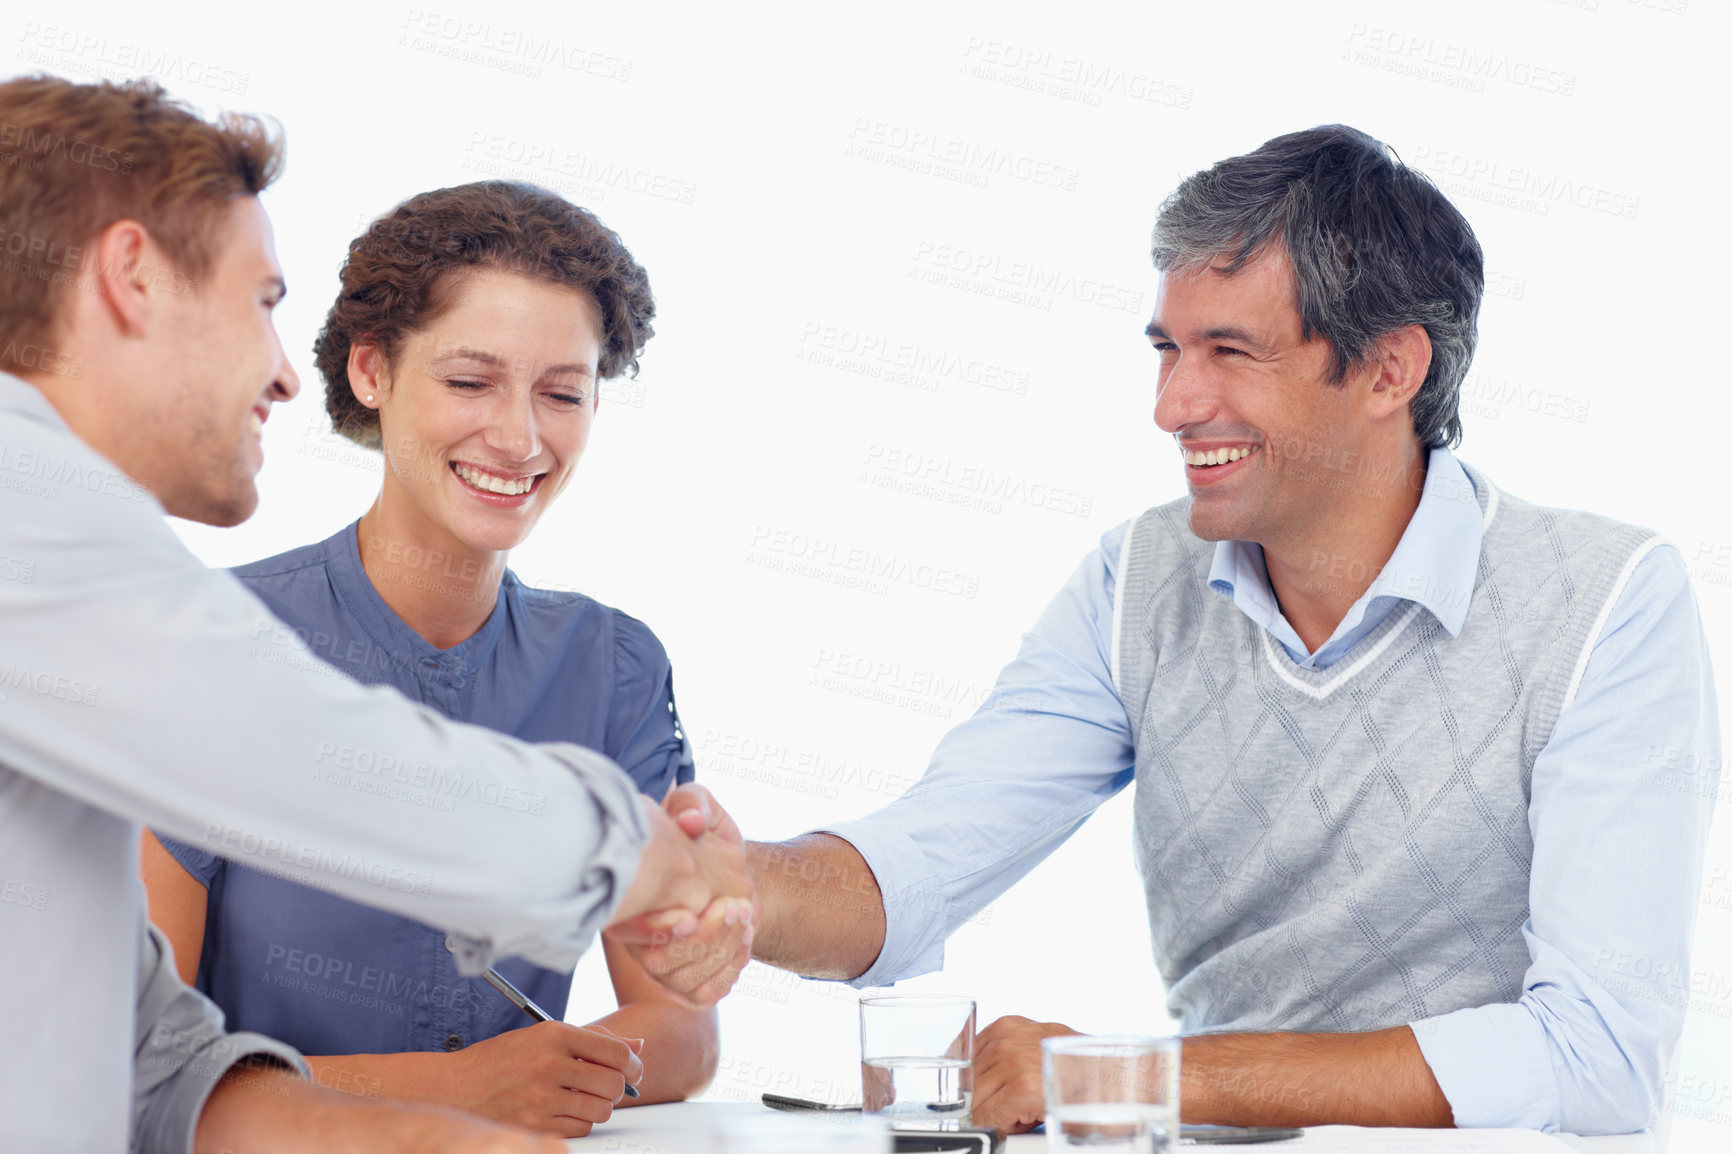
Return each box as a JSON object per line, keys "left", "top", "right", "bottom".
{"left": 158, "top": 521, "right": 692, "bottom": 1056}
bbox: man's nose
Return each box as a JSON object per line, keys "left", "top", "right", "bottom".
{"left": 1152, "top": 353, "right": 1213, "bottom": 434}
{"left": 271, "top": 357, "right": 301, "bottom": 403}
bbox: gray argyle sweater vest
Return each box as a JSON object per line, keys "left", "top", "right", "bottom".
{"left": 1113, "top": 463, "right": 1656, "bottom": 1035}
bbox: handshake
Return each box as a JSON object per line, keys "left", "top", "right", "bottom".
{"left": 603, "top": 784, "right": 758, "bottom": 1007}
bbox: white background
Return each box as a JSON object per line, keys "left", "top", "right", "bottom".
{"left": 7, "top": 0, "right": 1728, "bottom": 1145}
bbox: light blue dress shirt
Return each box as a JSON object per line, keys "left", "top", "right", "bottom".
{"left": 822, "top": 448, "right": 1721, "bottom": 1133}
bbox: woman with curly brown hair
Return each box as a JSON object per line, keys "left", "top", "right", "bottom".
{"left": 140, "top": 181, "right": 719, "bottom": 1138}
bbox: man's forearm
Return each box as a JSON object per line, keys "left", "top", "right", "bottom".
{"left": 197, "top": 1060, "right": 558, "bottom": 1154}
{"left": 1182, "top": 1026, "right": 1453, "bottom": 1127}
{"left": 197, "top": 1061, "right": 436, "bottom": 1154}
{"left": 747, "top": 834, "right": 886, "bottom": 980}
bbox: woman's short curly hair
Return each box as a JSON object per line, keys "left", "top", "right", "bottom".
{"left": 313, "top": 181, "right": 655, "bottom": 448}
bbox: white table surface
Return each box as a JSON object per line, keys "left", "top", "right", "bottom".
{"left": 564, "top": 1101, "right": 1655, "bottom": 1153}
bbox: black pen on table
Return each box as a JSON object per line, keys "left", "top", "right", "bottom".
{"left": 483, "top": 966, "right": 639, "bottom": 1098}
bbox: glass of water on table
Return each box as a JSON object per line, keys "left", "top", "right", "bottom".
{"left": 858, "top": 992, "right": 976, "bottom": 1129}
{"left": 1042, "top": 1034, "right": 1180, "bottom": 1153}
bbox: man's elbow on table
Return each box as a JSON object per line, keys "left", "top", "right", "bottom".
{"left": 1549, "top": 1026, "right": 1670, "bottom": 1137}
{"left": 1417, "top": 997, "right": 1672, "bottom": 1136}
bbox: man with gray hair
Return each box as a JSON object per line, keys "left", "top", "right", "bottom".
{"left": 655, "top": 125, "right": 1720, "bottom": 1135}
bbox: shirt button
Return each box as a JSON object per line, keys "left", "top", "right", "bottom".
{"left": 444, "top": 1034, "right": 464, "bottom": 1052}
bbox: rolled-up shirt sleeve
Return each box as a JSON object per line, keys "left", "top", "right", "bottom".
{"left": 1411, "top": 544, "right": 1721, "bottom": 1133}
{"left": 131, "top": 916, "right": 307, "bottom": 1154}
{"left": 820, "top": 523, "right": 1138, "bottom": 987}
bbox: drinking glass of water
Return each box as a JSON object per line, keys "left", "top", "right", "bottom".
{"left": 858, "top": 992, "right": 976, "bottom": 1129}
{"left": 1042, "top": 1034, "right": 1181, "bottom": 1154}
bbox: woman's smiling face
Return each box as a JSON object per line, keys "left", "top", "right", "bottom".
{"left": 360, "top": 267, "right": 603, "bottom": 554}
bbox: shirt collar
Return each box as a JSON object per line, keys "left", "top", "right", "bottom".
{"left": 327, "top": 518, "right": 511, "bottom": 676}
{"left": 0, "top": 370, "right": 73, "bottom": 431}
{"left": 1361, "top": 447, "right": 1483, "bottom": 637}
{"left": 1207, "top": 446, "right": 1484, "bottom": 641}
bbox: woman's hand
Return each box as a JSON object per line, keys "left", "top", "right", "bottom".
{"left": 442, "top": 1021, "right": 646, "bottom": 1137}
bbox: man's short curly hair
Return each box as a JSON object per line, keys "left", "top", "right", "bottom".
{"left": 314, "top": 181, "right": 655, "bottom": 448}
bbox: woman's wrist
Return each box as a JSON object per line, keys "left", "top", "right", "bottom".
{"left": 303, "top": 1051, "right": 459, "bottom": 1111}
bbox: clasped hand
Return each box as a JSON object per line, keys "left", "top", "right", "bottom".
{"left": 605, "top": 785, "right": 758, "bottom": 1008}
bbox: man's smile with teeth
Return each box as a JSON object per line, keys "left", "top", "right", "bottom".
{"left": 1183, "top": 445, "right": 1258, "bottom": 467}
{"left": 451, "top": 462, "right": 540, "bottom": 496}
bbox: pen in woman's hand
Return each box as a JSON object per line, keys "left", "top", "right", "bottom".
{"left": 482, "top": 966, "right": 640, "bottom": 1098}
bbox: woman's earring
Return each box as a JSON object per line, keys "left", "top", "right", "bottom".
{"left": 364, "top": 394, "right": 375, "bottom": 404}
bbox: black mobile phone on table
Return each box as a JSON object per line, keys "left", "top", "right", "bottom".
{"left": 761, "top": 1092, "right": 862, "bottom": 1112}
